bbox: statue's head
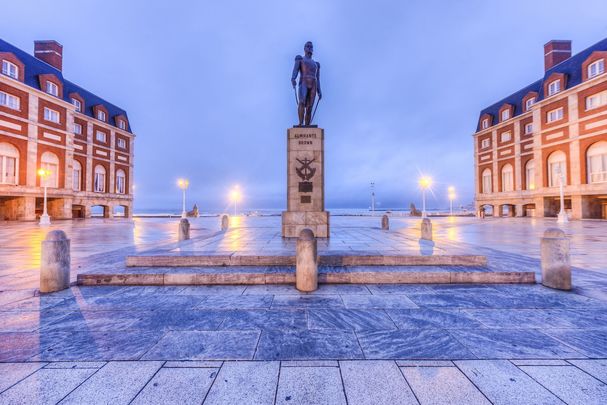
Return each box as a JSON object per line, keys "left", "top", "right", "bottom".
{"left": 304, "top": 41, "right": 313, "bottom": 55}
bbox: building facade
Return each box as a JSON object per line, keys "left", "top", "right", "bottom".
{"left": 0, "top": 39, "right": 134, "bottom": 220}
{"left": 474, "top": 38, "right": 607, "bottom": 220}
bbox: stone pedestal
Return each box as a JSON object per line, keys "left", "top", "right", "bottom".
{"left": 541, "top": 228, "right": 571, "bottom": 290}
{"left": 40, "top": 230, "right": 70, "bottom": 293}
{"left": 296, "top": 229, "right": 318, "bottom": 292}
{"left": 178, "top": 218, "right": 190, "bottom": 241}
{"left": 282, "top": 126, "right": 330, "bottom": 238}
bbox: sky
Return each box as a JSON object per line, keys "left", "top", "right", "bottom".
{"left": 3, "top": 0, "right": 607, "bottom": 212}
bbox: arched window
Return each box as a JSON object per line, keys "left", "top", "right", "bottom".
{"left": 0, "top": 142, "right": 19, "bottom": 185}
{"left": 587, "top": 141, "right": 607, "bottom": 184}
{"left": 481, "top": 168, "right": 492, "bottom": 194}
{"left": 548, "top": 151, "right": 567, "bottom": 187}
{"left": 116, "top": 169, "right": 126, "bottom": 194}
{"left": 525, "top": 160, "right": 536, "bottom": 190}
{"left": 501, "top": 164, "right": 514, "bottom": 192}
{"left": 73, "top": 160, "right": 82, "bottom": 191}
{"left": 94, "top": 165, "right": 106, "bottom": 192}
{"left": 40, "top": 151, "right": 59, "bottom": 188}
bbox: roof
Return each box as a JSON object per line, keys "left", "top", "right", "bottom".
{"left": 477, "top": 36, "right": 607, "bottom": 132}
{"left": 0, "top": 38, "right": 131, "bottom": 132}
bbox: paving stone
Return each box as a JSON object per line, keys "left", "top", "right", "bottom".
{"left": 179, "top": 285, "right": 247, "bottom": 295}
{"left": 341, "top": 294, "right": 418, "bottom": 309}
{"left": 164, "top": 360, "right": 223, "bottom": 368}
{"left": 0, "top": 332, "right": 57, "bottom": 361}
{"left": 133, "top": 310, "right": 225, "bottom": 331}
{"left": 220, "top": 309, "right": 307, "bottom": 330}
{"left": 366, "top": 284, "right": 433, "bottom": 294}
{"left": 131, "top": 367, "right": 218, "bottom": 404}
{"left": 255, "top": 330, "right": 363, "bottom": 360}
{"left": 406, "top": 291, "right": 494, "bottom": 308}
{"left": 520, "top": 365, "right": 607, "bottom": 405}
{"left": 0, "top": 368, "right": 95, "bottom": 404}
{"left": 41, "top": 310, "right": 143, "bottom": 332}
{"left": 275, "top": 366, "right": 347, "bottom": 405}
{"left": 396, "top": 360, "right": 454, "bottom": 367}
{"left": 0, "top": 290, "right": 36, "bottom": 307}
{"left": 142, "top": 330, "right": 260, "bottom": 360}
{"left": 196, "top": 295, "right": 273, "bottom": 309}
{"left": 271, "top": 295, "right": 344, "bottom": 308}
{"left": 464, "top": 309, "right": 582, "bottom": 328}
{"left": 281, "top": 360, "right": 338, "bottom": 367}
{"left": 0, "top": 362, "right": 47, "bottom": 393}
{"left": 402, "top": 366, "right": 490, "bottom": 404}
{"left": 568, "top": 359, "right": 607, "bottom": 383}
{"left": 510, "top": 359, "right": 569, "bottom": 366}
{"left": 203, "top": 361, "right": 279, "bottom": 405}
{"left": 60, "top": 361, "right": 163, "bottom": 404}
{"left": 543, "top": 329, "right": 607, "bottom": 357}
{"left": 308, "top": 309, "right": 397, "bottom": 331}
{"left": 455, "top": 360, "right": 562, "bottom": 404}
{"left": 0, "top": 310, "right": 71, "bottom": 332}
{"left": 387, "top": 308, "right": 483, "bottom": 329}
{"left": 340, "top": 360, "right": 417, "bottom": 404}
{"left": 44, "top": 361, "right": 106, "bottom": 369}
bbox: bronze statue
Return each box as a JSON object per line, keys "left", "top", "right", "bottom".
{"left": 291, "top": 41, "right": 322, "bottom": 126}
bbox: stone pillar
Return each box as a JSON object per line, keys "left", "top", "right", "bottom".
{"left": 570, "top": 195, "right": 583, "bottom": 220}
{"left": 48, "top": 198, "right": 73, "bottom": 219}
{"left": 541, "top": 228, "right": 571, "bottom": 290}
{"left": 178, "top": 218, "right": 190, "bottom": 241}
{"left": 221, "top": 214, "right": 230, "bottom": 231}
{"left": 296, "top": 228, "right": 318, "bottom": 292}
{"left": 515, "top": 204, "right": 524, "bottom": 217}
{"left": 2, "top": 197, "right": 36, "bottom": 221}
{"left": 104, "top": 205, "right": 113, "bottom": 219}
{"left": 40, "top": 230, "right": 70, "bottom": 293}
{"left": 381, "top": 214, "right": 389, "bottom": 230}
{"left": 420, "top": 218, "right": 432, "bottom": 241}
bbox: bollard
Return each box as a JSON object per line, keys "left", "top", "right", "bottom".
{"left": 296, "top": 228, "right": 318, "bottom": 292}
{"left": 541, "top": 228, "right": 571, "bottom": 290}
{"left": 40, "top": 230, "right": 70, "bottom": 293}
{"left": 221, "top": 214, "right": 230, "bottom": 231}
{"left": 381, "top": 214, "right": 389, "bottom": 230}
{"left": 420, "top": 218, "right": 432, "bottom": 241}
{"left": 178, "top": 218, "right": 190, "bottom": 241}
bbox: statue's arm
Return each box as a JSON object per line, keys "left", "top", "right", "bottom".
{"left": 316, "top": 62, "right": 322, "bottom": 98}
{"left": 291, "top": 55, "right": 302, "bottom": 87}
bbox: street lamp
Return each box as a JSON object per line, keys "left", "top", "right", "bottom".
{"left": 556, "top": 166, "right": 568, "bottom": 224}
{"left": 230, "top": 185, "right": 242, "bottom": 216}
{"left": 38, "top": 168, "right": 51, "bottom": 226}
{"left": 448, "top": 186, "right": 456, "bottom": 216}
{"left": 418, "top": 176, "right": 432, "bottom": 218}
{"left": 177, "top": 178, "right": 189, "bottom": 219}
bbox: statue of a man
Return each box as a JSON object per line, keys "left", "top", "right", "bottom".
{"left": 291, "top": 41, "right": 322, "bottom": 126}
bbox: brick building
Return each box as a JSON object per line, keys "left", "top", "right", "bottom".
{"left": 474, "top": 38, "right": 607, "bottom": 219}
{"left": 0, "top": 39, "right": 134, "bottom": 220}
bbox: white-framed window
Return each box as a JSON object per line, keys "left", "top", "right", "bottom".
{"left": 501, "top": 164, "right": 514, "bottom": 192}
{"left": 481, "top": 168, "right": 492, "bottom": 194}
{"left": 116, "top": 169, "right": 126, "bottom": 194}
{"left": 1, "top": 60, "right": 18, "bottom": 79}
{"left": 585, "top": 90, "right": 607, "bottom": 111}
{"left": 117, "top": 138, "right": 126, "bottom": 149}
{"left": 501, "top": 109, "right": 510, "bottom": 121}
{"left": 94, "top": 165, "right": 106, "bottom": 192}
{"left": 0, "top": 91, "right": 20, "bottom": 110}
{"left": 525, "top": 97, "right": 536, "bottom": 111}
{"left": 548, "top": 80, "right": 561, "bottom": 96}
{"left": 95, "top": 130, "right": 107, "bottom": 143}
{"left": 97, "top": 110, "right": 106, "bottom": 121}
{"left": 46, "top": 81, "right": 58, "bottom": 97}
{"left": 481, "top": 138, "right": 490, "bottom": 149}
{"left": 73, "top": 123, "right": 82, "bottom": 135}
{"left": 547, "top": 107, "right": 564, "bottom": 123}
{"left": 43, "top": 107, "right": 60, "bottom": 123}
{"left": 548, "top": 151, "right": 567, "bottom": 187}
{"left": 71, "top": 98, "right": 81, "bottom": 112}
{"left": 481, "top": 118, "right": 489, "bottom": 129}
{"left": 525, "top": 160, "right": 536, "bottom": 190}
{"left": 587, "top": 141, "right": 607, "bottom": 184}
{"left": 500, "top": 132, "right": 511, "bottom": 143}
{"left": 588, "top": 59, "right": 605, "bottom": 79}
{"left": 40, "top": 151, "right": 59, "bottom": 188}
{"left": 0, "top": 142, "right": 19, "bottom": 185}
{"left": 524, "top": 123, "right": 533, "bottom": 134}
{"left": 72, "top": 160, "right": 82, "bottom": 191}
{"left": 118, "top": 120, "right": 126, "bottom": 130}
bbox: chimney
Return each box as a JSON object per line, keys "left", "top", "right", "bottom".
{"left": 544, "top": 40, "right": 571, "bottom": 72}
{"left": 34, "top": 40, "right": 63, "bottom": 71}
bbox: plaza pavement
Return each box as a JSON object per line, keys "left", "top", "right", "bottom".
{"left": 0, "top": 215, "right": 606, "bottom": 404}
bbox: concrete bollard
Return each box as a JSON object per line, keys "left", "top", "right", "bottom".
{"left": 40, "top": 230, "right": 70, "bottom": 293}
{"left": 541, "top": 228, "right": 571, "bottom": 290}
{"left": 420, "top": 218, "right": 432, "bottom": 241}
{"left": 178, "top": 218, "right": 190, "bottom": 241}
{"left": 296, "top": 228, "right": 318, "bottom": 292}
{"left": 381, "top": 214, "right": 389, "bottom": 230}
{"left": 221, "top": 214, "right": 230, "bottom": 231}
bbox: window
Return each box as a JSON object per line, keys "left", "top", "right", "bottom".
{"left": 1, "top": 60, "right": 18, "bottom": 79}
{"left": 547, "top": 107, "right": 564, "bottom": 123}
{"left": 500, "top": 132, "right": 511, "bottom": 143}
{"left": 94, "top": 165, "right": 106, "bottom": 192}
{"left": 585, "top": 90, "right": 607, "bottom": 111}
{"left": 40, "top": 151, "right": 59, "bottom": 188}
{"left": 117, "top": 138, "right": 126, "bottom": 149}
{"left": 481, "top": 138, "right": 490, "bottom": 149}
{"left": 587, "top": 141, "right": 607, "bottom": 184}
{"left": 525, "top": 97, "right": 536, "bottom": 111}
{"left": 116, "top": 169, "right": 126, "bottom": 194}
{"left": 72, "top": 160, "right": 82, "bottom": 191}
{"left": 501, "top": 109, "right": 510, "bottom": 121}
{"left": 118, "top": 120, "right": 126, "bottom": 130}
{"left": 46, "top": 81, "right": 58, "bottom": 97}
{"left": 73, "top": 123, "right": 82, "bottom": 135}
{"left": 548, "top": 80, "right": 561, "bottom": 96}
{"left": 71, "top": 98, "right": 81, "bottom": 112}
{"left": 588, "top": 59, "right": 605, "bottom": 79}
{"left": 43, "top": 107, "right": 60, "bottom": 123}
{"left": 525, "top": 160, "right": 536, "bottom": 190}
{"left": 97, "top": 110, "right": 106, "bottom": 121}
{"left": 96, "top": 130, "right": 107, "bottom": 143}
{"left": 481, "top": 169, "right": 492, "bottom": 194}
{"left": 0, "top": 91, "right": 20, "bottom": 110}
{"left": 525, "top": 123, "right": 533, "bottom": 134}
{"left": 0, "top": 142, "right": 19, "bottom": 185}
{"left": 548, "top": 151, "right": 567, "bottom": 187}
{"left": 481, "top": 119, "right": 489, "bottom": 129}
{"left": 501, "top": 164, "right": 514, "bottom": 192}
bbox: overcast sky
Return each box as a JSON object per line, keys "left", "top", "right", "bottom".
{"left": 4, "top": 0, "right": 607, "bottom": 211}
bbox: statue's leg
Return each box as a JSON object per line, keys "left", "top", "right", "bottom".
{"left": 304, "top": 86, "right": 317, "bottom": 125}
{"left": 298, "top": 86, "right": 306, "bottom": 125}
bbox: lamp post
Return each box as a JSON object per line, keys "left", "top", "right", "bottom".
{"left": 418, "top": 176, "right": 432, "bottom": 218}
{"left": 38, "top": 168, "right": 51, "bottom": 226}
{"left": 177, "top": 179, "right": 189, "bottom": 219}
{"left": 556, "top": 166, "right": 568, "bottom": 224}
{"left": 448, "top": 186, "right": 456, "bottom": 216}
{"left": 230, "top": 186, "right": 242, "bottom": 216}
